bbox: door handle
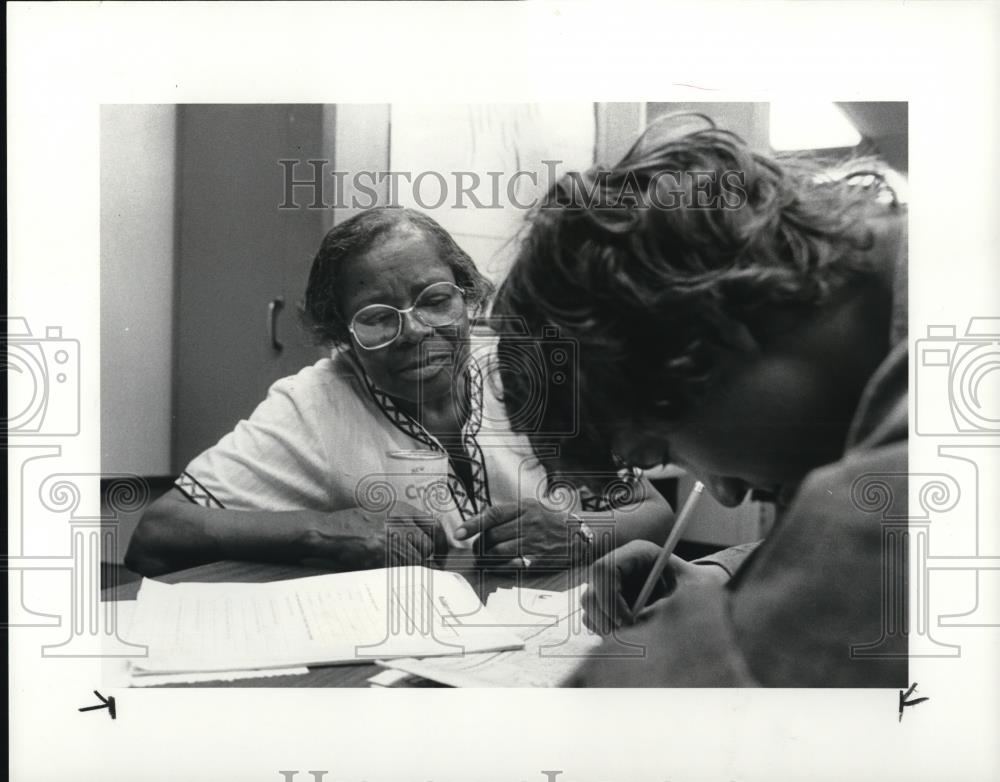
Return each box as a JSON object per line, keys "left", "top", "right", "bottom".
{"left": 268, "top": 297, "right": 285, "bottom": 352}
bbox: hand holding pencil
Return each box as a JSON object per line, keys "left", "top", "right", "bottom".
{"left": 630, "top": 481, "right": 704, "bottom": 614}
{"left": 581, "top": 482, "right": 725, "bottom": 634}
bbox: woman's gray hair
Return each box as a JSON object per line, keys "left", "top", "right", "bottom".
{"left": 303, "top": 207, "right": 494, "bottom": 346}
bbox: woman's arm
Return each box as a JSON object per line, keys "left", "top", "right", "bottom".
{"left": 124, "top": 488, "right": 436, "bottom": 577}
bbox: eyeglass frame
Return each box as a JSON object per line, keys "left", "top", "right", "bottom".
{"left": 347, "top": 281, "right": 468, "bottom": 351}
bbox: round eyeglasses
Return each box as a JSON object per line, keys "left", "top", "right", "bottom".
{"left": 348, "top": 281, "right": 467, "bottom": 350}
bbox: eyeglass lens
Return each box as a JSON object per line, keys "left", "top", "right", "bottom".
{"left": 351, "top": 282, "right": 465, "bottom": 349}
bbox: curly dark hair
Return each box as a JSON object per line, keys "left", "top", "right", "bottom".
{"left": 492, "top": 113, "right": 900, "bottom": 487}
{"left": 303, "top": 207, "right": 495, "bottom": 346}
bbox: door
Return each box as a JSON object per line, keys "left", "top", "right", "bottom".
{"left": 172, "top": 104, "right": 327, "bottom": 470}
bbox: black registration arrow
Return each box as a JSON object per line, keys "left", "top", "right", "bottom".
{"left": 898, "top": 682, "right": 929, "bottom": 722}
{"left": 79, "top": 690, "right": 116, "bottom": 720}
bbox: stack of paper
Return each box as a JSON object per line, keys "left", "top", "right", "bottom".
{"left": 103, "top": 601, "right": 311, "bottom": 688}
{"left": 126, "top": 567, "right": 524, "bottom": 678}
{"left": 379, "top": 583, "right": 601, "bottom": 687}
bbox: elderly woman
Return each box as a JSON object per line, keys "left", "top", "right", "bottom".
{"left": 126, "top": 207, "right": 671, "bottom": 577}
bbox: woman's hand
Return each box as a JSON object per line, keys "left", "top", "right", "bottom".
{"left": 454, "top": 500, "right": 577, "bottom": 568}
{"left": 581, "top": 541, "right": 729, "bottom": 634}
{"left": 298, "top": 504, "right": 442, "bottom": 570}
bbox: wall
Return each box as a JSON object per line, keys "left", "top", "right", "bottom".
{"left": 100, "top": 105, "right": 176, "bottom": 476}
{"left": 646, "top": 102, "right": 770, "bottom": 150}
{"left": 676, "top": 472, "right": 768, "bottom": 547}
{"left": 389, "top": 103, "right": 597, "bottom": 284}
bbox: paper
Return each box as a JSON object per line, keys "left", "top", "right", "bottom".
{"left": 129, "top": 666, "right": 311, "bottom": 687}
{"left": 367, "top": 669, "right": 418, "bottom": 688}
{"left": 103, "top": 602, "right": 310, "bottom": 687}
{"left": 381, "top": 584, "right": 602, "bottom": 687}
{"left": 127, "top": 567, "right": 523, "bottom": 674}
{"left": 485, "top": 584, "right": 590, "bottom": 625}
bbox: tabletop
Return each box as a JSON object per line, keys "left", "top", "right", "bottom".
{"left": 101, "top": 558, "right": 572, "bottom": 688}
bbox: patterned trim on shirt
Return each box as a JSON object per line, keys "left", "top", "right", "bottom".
{"left": 354, "top": 355, "right": 491, "bottom": 521}
{"left": 580, "top": 466, "right": 643, "bottom": 512}
{"left": 175, "top": 471, "right": 226, "bottom": 509}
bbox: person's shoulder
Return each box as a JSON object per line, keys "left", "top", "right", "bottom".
{"left": 791, "top": 425, "right": 907, "bottom": 535}
{"left": 264, "top": 352, "right": 367, "bottom": 410}
{"left": 865, "top": 204, "right": 907, "bottom": 292}
{"left": 846, "top": 338, "right": 908, "bottom": 453}
{"left": 469, "top": 323, "right": 501, "bottom": 353}
{"left": 776, "top": 334, "right": 908, "bottom": 533}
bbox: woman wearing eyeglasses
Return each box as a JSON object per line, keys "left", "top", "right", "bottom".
{"left": 126, "top": 208, "right": 672, "bottom": 577}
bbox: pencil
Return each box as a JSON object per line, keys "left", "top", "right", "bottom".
{"left": 630, "top": 481, "right": 705, "bottom": 615}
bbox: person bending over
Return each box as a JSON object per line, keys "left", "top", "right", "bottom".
{"left": 493, "top": 115, "right": 907, "bottom": 686}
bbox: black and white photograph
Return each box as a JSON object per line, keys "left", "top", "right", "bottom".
{"left": 96, "top": 100, "right": 911, "bottom": 689}
{"left": 7, "top": 3, "right": 1000, "bottom": 781}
